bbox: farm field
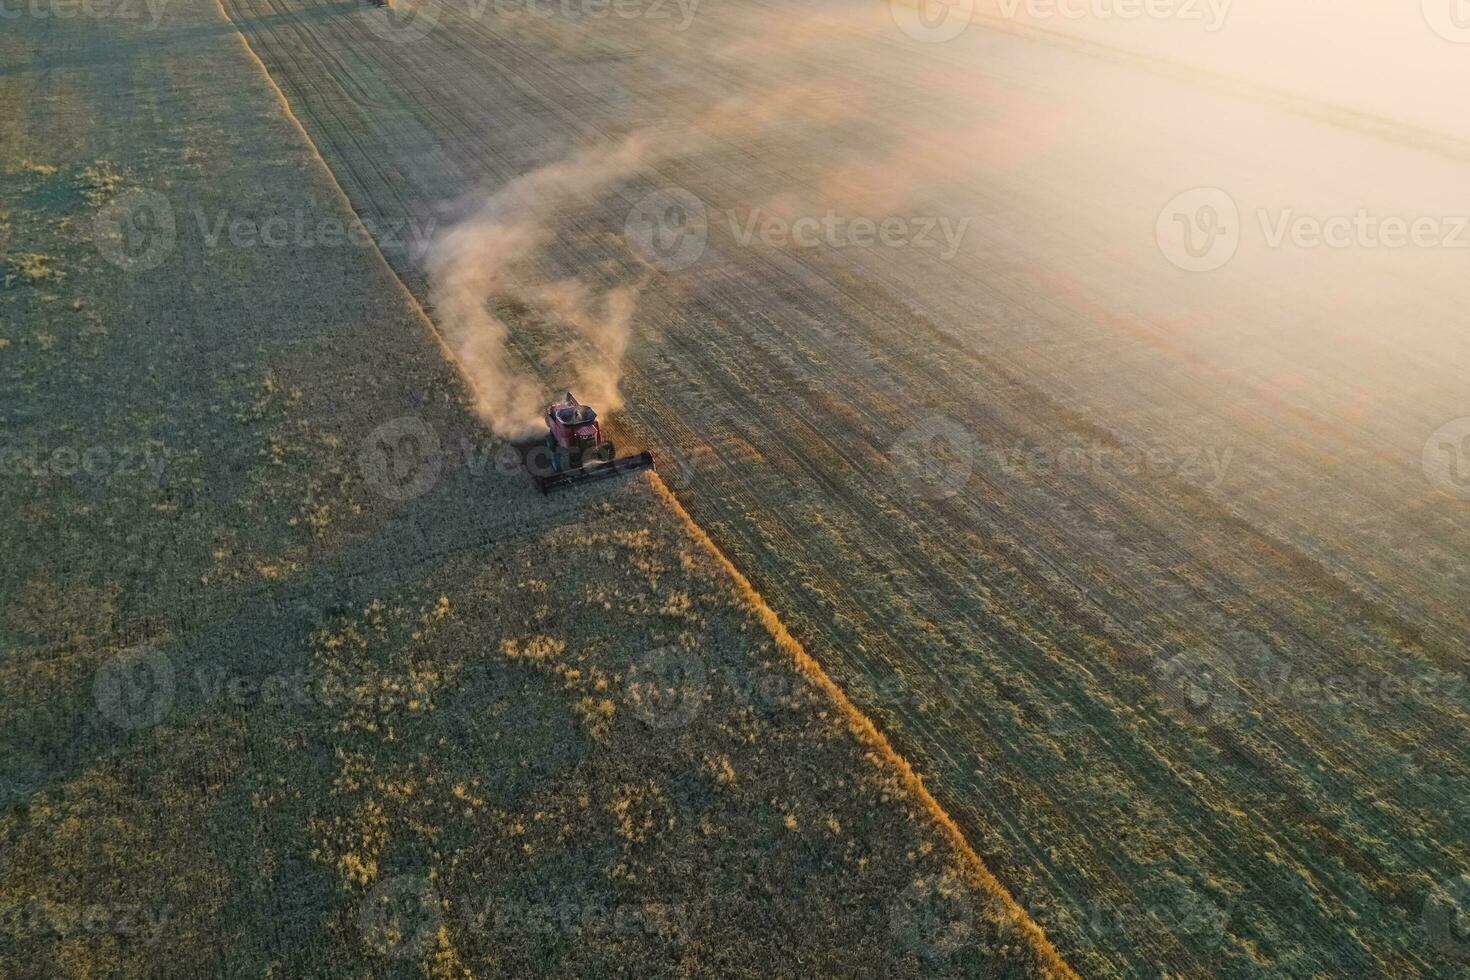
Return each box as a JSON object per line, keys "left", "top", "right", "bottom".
{"left": 203, "top": 0, "right": 1470, "bottom": 976}
{"left": 0, "top": 3, "right": 1069, "bottom": 977}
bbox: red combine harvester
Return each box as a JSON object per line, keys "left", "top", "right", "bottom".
{"left": 528, "top": 392, "right": 654, "bottom": 493}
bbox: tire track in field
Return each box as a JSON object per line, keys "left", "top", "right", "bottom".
{"left": 626, "top": 240, "right": 1464, "bottom": 975}
{"left": 602, "top": 170, "right": 1464, "bottom": 975}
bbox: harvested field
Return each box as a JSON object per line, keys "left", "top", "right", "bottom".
{"left": 0, "top": 2, "right": 1067, "bottom": 977}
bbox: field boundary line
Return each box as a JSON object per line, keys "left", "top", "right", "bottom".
{"left": 209, "top": 4, "right": 1075, "bottom": 973}
{"left": 210, "top": 0, "right": 494, "bottom": 402}
{"left": 646, "top": 475, "right": 1078, "bottom": 979}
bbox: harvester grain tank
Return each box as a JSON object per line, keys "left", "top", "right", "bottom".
{"left": 529, "top": 391, "right": 654, "bottom": 493}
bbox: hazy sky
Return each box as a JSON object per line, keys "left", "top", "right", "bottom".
{"left": 973, "top": 0, "right": 1469, "bottom": 141}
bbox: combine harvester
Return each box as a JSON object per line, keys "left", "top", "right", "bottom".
{"left": 522, "top": 391, "right": 654, "bottom": 494}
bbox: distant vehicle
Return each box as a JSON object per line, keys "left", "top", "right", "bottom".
{"left": 529, "top": 391, "right": 654, "bottom": 493}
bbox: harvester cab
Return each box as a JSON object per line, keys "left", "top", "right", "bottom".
{"left": 529, "top": 392, "right": 655, "bottom": 493}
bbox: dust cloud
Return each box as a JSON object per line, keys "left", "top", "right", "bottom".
{"left": 420, "top": 3, "right": 894, "bottom": 438}
{"left": 424, "top": 136, "right": 653, "bottom": 436}
{"left": 423, "top": 0, "right": 1470, "bottom": 441}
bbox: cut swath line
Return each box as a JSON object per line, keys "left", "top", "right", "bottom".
{"left": 646, "top": 473, "right": 1077, "bottom": 978}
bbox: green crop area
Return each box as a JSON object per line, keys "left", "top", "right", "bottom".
{"left": 5, "top": 0, "right": 1470, "bottom": 977}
